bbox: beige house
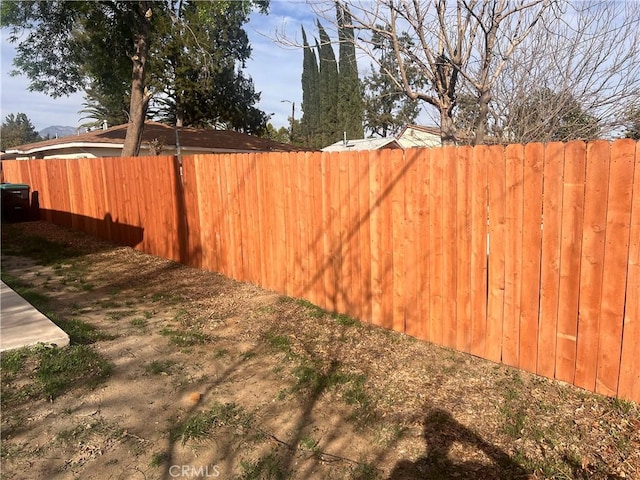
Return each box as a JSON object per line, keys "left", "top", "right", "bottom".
{"left": 1, "top": 121, "right": 304, "bottom": 160}
{"left": 397, "top": 125, "right": 442, "bottom": 149}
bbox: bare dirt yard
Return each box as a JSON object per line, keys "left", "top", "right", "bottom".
{"left": 1, "top": 221, "right": 638, "bottom": 480}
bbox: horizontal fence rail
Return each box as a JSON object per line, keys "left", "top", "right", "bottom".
{"left": 3, "top": 139, "right": 638, "bottom": 402}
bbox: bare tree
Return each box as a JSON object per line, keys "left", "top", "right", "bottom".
{"left": 297, "top": 0, "right": 554, "bottom": 145}
{"left": 491, "top": 0, "right": 640, "bottom": 143}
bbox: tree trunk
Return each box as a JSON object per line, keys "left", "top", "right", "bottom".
{"left": 440, "top": 103, "right": 457, "bottom": 146}
{"left": 122, "top": 3, "right": 152, "bottom": 157}
{"left": 474, "top": 90, "right": 491, "bottom": 145}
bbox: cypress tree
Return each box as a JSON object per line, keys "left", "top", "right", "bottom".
{"left": 317, "top": 20, "right": 340, "bottom": 147}
{"left": 300, "top": 26, "right": 321, "bottom": 148}
{"left": 337, "top": 3, "right": 364, "bottom": 140}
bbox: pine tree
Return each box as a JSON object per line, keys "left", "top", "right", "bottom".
{"left": 300, "top": 26, "right": 321, "bottom": 148}
{"left": 317, "top": 20, "right": 340, "bottom": 147}
{"left": 337, "top": 3, "right": 363, "bottom": 140}
{"left": 362, "top": 29, "right": 423, "bottom": 138}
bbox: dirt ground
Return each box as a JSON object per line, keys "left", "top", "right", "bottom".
{"left": 1, "top": 221, "right": 638, "bottom": 480}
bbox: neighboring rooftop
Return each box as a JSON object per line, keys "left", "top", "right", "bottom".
{"left": 321, "top": 137, "right": 402, "bottom": 152}
{"left": 2, "top": 121, "right": 308, "bottom": 160}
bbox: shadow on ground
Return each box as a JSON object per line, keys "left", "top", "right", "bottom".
{"left": 388, "top": 408, "right": 530, "bottom": 480}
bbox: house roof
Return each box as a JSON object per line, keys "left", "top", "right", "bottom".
{"left": 321, "top": 137, "right": 402, "bottom": 152}
{"left": 398, "top": 125, "right": 441, "bottom": 137}
{"left": 3, "top": 121, "right": 307, "bottom": 158}
{"left": 397, "top": 125, "right": 442, "bottom": 149}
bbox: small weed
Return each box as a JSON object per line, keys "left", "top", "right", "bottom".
{"left": 291, "top": 360, "right": 350, "bottom": 395}
{"left": 299, "top": 435, "right": 319, "bottom": 452}
{"left": 296, "top": 298, "right": 325, "bottom": 318}
{"left": 498, "top": 371, "right": 528, "bottom": 439}
{"left": 343, "top": 374, "right": 375, "bottom": 421}
{"left": 1, "top": 349, "right": 29, "bottom": 377}
{"left": 150, "top": 451, "right": 168, "bottom": 468}
{"left": 130, "top": 317, "right": 148, "bottom": 328}
{"left": 107, "top": 310, "right": 138, "bottom": 321}
{"left": 1, "top": 233, "right": 86, "bottom": 265}
{"left": 350, "top": 462, "right": 379, "bottom": 480}
{"left": 54, "top": 316, "right": 115, "bottom": 344}
{"left": 172, "top": 402, "right": 251, "bottom": 444}
{"left": 98, "top": 299, "right": 121, "bottom": 309}
{"left": 36, "top": 344, "right": 113, "bottom": 400}
{"left": 80, "top": 282, "right": 94, "bottom": 291}
{"left": 264, "top": 331, "right": 291, "bottom": 355}
{"left": 333, "top": 312, "right": 359, "bottom": 327}
{"left": 237, "top": 452, "right": 286, "bottom": 480}
{"left": 144, "top": 360, "right": 176, "bottom": 375}
{"left": 213, "top": 348, "right": 228, "bottom": 359}
{"left": 144, "top": 311, "right": 153, "bottom": 319}
{"left": 241, "top": 351, "right": 257, "bottom": 361}
{"left": 160, "top": 327, "right": 212, "bottom": 347}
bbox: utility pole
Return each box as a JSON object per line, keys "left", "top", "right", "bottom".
{"left": 281, "top": 100, "right": 295, "bottom": 142}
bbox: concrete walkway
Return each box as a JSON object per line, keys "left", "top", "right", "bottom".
{"left": 0, "top": 281, "right": 69, "bottom": 352}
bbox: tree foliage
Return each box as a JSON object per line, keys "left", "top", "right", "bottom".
{"left": 337, "top": 3, "right": 363, "bottom": 140}
{"left": 150, "top": 0, "right": 269, "bottom": 133}
{"left": 1, "top": 0, "right": 270, "bottom": 156}
{"left": 507, "top": 88, "right": 600, "bottom": 143}
{"left": 299, "top": 26, "right": 321, "bottom": 148}
{"left": 362, "top": 28, "right": 422, "bottom": 137}
{"left": 0, "top": 113, "right": 42, "bottom": 151}
{"left": 306, "top": 0, "right": 640, "bottom": 145}
{"left": 317, "top": 20, "right": 340, "bottom": 147}
{"left": 623, "top": 105, "right": 640, "bottom": 140}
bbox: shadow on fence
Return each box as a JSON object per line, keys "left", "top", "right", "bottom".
{"left": 38, "top": 208, "right": 144, "bottom": 248}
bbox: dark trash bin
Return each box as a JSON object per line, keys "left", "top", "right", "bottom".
{"left": 1, "top": 183, "right": 31, "bottom": 222}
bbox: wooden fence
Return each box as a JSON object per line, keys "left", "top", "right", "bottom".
{"left": 2, "top": 139, "right": 638, "bottom": 402}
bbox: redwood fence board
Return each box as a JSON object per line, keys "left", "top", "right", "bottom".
{"left": 3, "top": 139, "right": 638, "bottom": 403}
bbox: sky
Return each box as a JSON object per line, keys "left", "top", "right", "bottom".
{"left": 0, "top": 1, "right": 322, "bottom": 133}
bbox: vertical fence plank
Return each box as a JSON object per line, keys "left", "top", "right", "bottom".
{"left": 487, "top": 145, "right": 506, "bottom": 363}
{"left": 503, "top": 144, "right": 525, "bottom": 367}
{"left": 379, "top": 149, "right": 394, "bottom": 329}
{"left": 255, "top": 153, "right": 268, "bottom": 287}
{"left": 537, "top": 143, "right": 565, "bottom": 378}
{"left": 470, "top": 146, "right": 489, "bottom": 357}
{"left": 210, "top": 155, "right": 226, "bottom": 275}
{"left": 519, "top": 143, "right": 544, "bottom": 374}
{"left": 325, "top": 152, "right": 341, "bottom": 311}
{"left": 391, "top": 150, "right": 406, "bottom": 333}
{"left": 429, "top": 147, "right": 444, "bottom": 344}
{"left": 308, "top": 152, "right": 324, "bottom": 306}
{"left": 191, "top": 156, "right": 210, "bottom": 272}
{"left": 596, "top": 139, "right": 635, "bottom": 396}
{"left": 403, "top": 149, "right": 419, "bottom": 337}
{"left": 236, "top": 155, "right": 251, "bottom": 283}
{"left": 287, "top": 151, "right": 300, "bottom": 296}
{"left": 574, "top": 141, "right": 610, "bottom": 390}
{"left": 338, "top": 152, "right": 352, "bottom": 314}
{"left": 412, "top": 148, "right": 431, "bottom": 342}
{"left": 618, "top": 141, "right": 640, "bottom": 401}
{"left": 296, "top": 152, "right": 310, "bottom": 299}
{"left": 456, "top": 146, "right": 473, "bottom": 353}
{"left": 357, "top": 151, "right": 373, "bottom": 324}
{"left": 555, "top": 141, "right": 586, "bottom": 384}
{"left": 347, "top": 151, "right": 362, "bottom": 320}
{"left": 368, "top": 150, "right": 382, "bottom": 325}
{"left": 442, "top": 146, "right": 458, "bottom": 348}
{"left": 65, "top": 160, "right": 84, "bottom": 231}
